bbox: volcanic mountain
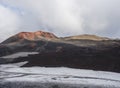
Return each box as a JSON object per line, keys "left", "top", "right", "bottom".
{"left": 2, "top": 31, "right": 57, "bottom": 44}
{"left": 0, "top": 30, "right": 120, "bottom": 73}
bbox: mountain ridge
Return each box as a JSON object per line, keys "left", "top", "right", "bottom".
{"left": 2, "top": 30, "right": 112, "bottom": 44}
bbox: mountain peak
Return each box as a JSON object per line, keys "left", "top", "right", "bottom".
{"left": 17, "top": 31, "right": 57, "bottom": 40}
{"left": 2, "top": 30, "right": 58, "bottom": 44}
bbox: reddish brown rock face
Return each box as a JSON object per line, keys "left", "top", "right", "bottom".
{"left": 1, "top": 30, "right": 58, "bottom": 44}
{"left": 17, "top": 31, "right": 57, "bottom": 40}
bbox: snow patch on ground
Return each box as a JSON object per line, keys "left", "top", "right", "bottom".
{"left": 0, "top": 52, "right": 39, "bottom": 59}
{"left": 0, "top": 63, "right": 120, "bottom": 88}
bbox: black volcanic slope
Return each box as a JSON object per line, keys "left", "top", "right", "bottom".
{"left": 0, "top": 31, "right": 120, "bottom": 73}
{"left": 12, "top": 40, "right": 120, "bottom": 73}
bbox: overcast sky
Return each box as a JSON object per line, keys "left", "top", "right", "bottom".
{"left": 0, "top": 0, "right": 120, "bottom": 42}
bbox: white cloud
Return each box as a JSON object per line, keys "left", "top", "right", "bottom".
{"left": 0, "top": 4, "right": 20, "bottom": 42}
{"left": 0, "top": 0, "right": 120, "bottom": 42}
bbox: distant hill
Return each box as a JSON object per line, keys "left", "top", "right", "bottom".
{"left": 63, "top": 34, "right": 110, "bottom": 41}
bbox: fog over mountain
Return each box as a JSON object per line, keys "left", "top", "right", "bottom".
{"left": 0, "top": 0, "right": 120, "bottom": 42}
